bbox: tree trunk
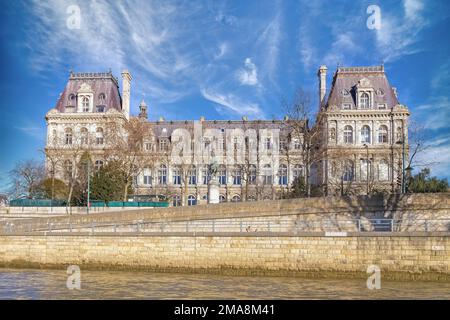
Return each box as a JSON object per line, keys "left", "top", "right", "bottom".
{"left": 122, "top": 180, "right": 129, "bottom": 202}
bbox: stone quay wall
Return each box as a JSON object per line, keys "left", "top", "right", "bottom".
{"left": 2, "top": 193, "right": 450, "bottom": 233}
{"left": 0, "top": 233, "right": 449, "bottom": 281}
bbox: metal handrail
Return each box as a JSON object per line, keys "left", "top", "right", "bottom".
{"left": 2, "top": 218, "right": 449, "bottom": 235}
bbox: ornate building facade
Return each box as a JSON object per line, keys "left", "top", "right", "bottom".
{"left": 45, "top": 65, "right": 409, "bottom": 205}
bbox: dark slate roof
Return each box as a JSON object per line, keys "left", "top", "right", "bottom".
{"left": 150, "top": 120, "right": 295, "bottom": 139}
{"left": 55, "top": 72, "right": 122, "bottom": 112}
{"left": 326, "top": 66, "right": 399, "bottom": 109}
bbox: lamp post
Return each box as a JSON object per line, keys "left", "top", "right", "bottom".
{"left": 395, "top": 134, "right": 407, "bottom": 194}
{"left": 84, "top": 160, "right": 91, "bottom": 214}
{"left": 363, "top": 143, "right": 369, "bottom": 195}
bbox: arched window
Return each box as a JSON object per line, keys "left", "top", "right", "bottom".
{"left": 219, "top": 194, "right": 226, "bottom": 203}
{"left": 96, "top": 128, "right": 104, "bottom": 145}
{"left": 248, "top": 164, "right": 256, "bottom": 184}
{"left": 68, "top": 93, "right": 76, "bottom": 104}
{"left": 188, "top": 165, "right": 197, "bottom": 185}
{"left": 64, "top": 160, "right": 73, "bottom": 179}
{"left": 378, "top": 125, "right": 388, "bottom": 143}
{"left": 172, "top": 195, "right": 181, "bottom": 207}
{"left": 80, "top": 128, "right": 88, "bottom": 145}
{"left": 278, "top": 164, "right": 288, "bottom": 185}
{"left": 143, "top": 167, "right": 152, "bottom": 185}
{"left": 342, "top": 160, "right": 354, "bottom": 182}
{"left": 94, "top": 160, "right": 103, "bottom": 172}
{"left": 82, "top": 96, "right": 90, "bottom": 112}
{"left": 396, "top": 126, "right": 403, "bottom": 142}
{"left": 232, "top": 166, "right": 242, "bottom": 185}
{"left": 360, "top": 159, "right": 372, "bottom": 181}
{"left": 293, "top": 164, "right": 303, "bottom": 179}
{"left": 360, "top": 92, "right": 370, "bottom": 109}
{"left": 218, "top": 166, "right": 227, "bottom": 185}
{"left": 158, "top": 164, "right": 167, "bottom": 185}
{"left": 360, "top": 125, "right": 371, "bottom": 144}
{"left": 231, "top": 195, "right": 241, "bottom": 202}
{"left": 187, "top": 195, "right": 197, "bottom": 206}
{"left": 343, "top": 125, "right": 353, "bottom": 144}
{"left": 64, "top": 128, "right": 73, "bottom": 145}
{"left": 262, "top": 164, "right": 273, "bottom": 185}
{"left": 172, "top": 166, "right": 181, "bottom": 185}
{"left": 378, "top": 160, "right": 389, "bottom": 181}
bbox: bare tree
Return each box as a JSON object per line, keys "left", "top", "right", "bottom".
{"left": 9, "top": 159, "right": 45, "bottom": 199}
{"left": 105, "top": 117, "right": 156, "bottom": 201}
{"left": 283, "top": 88, "right": 325, "bottom": 197}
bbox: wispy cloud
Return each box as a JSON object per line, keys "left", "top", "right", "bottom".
{"left": 201, "top": 88, "right": 264, "bottom": 118}
{"left": 375, "top": 0, "right": 427, "bottom": 62}
{"left": 14, "top": 124, "right": 45, "bottom": 141}
{"left": 236, "top": 58, "right": 258, "bottom": 86}
{"left": 415, "top": 136, "right": 450, "bottom": 179}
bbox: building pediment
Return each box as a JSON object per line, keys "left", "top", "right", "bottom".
{"left": 77, "top": 82, "right": 94, "bottom": 94}
{"left": 356, "top": 77, "right": 372, "bottom": 88}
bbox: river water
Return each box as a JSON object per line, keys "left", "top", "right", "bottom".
{"left": 0, "top": 268, "right": 449, "bottom": 299}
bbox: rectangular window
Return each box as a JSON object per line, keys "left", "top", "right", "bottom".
{"left": 265, "top": 138, "right": 271, "bottom": 150}
{"left": 159, "top": 139, "right": 168, "bottom": 151}
{"left": 143, "top": 175, "right": 152, "bottom": 185}
{"left": 342, "top": 104, "right": 351, "bottom": 110}
{"left": 378, "top": 104, "right": 387, "bottom": 110}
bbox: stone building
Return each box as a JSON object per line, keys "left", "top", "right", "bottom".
{"left": 45, "top": 65, "right": 409, "bottom": 205}
{"left": 315, "top": 65, "right": 410, "bottom": 195}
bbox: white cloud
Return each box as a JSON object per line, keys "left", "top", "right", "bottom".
{"left": 415, "top": 137, "right": 450, "bottom": 178}
{"left": 375, "top": 0, "right": 427, "bottom": 62}
{"left": 323, "top": 32, "right": 361, "bottom": 66}
{"left": 236, "top": 58, "right": 258, "bottom": 86}
{"left": 27, "top": 0, "right": 205, "bottom": 105}
{"left": 256, "top": 12, "right": 281, "bottom": 82}
{"left": 201, "top": 88, "right": 264, "bottom": 118}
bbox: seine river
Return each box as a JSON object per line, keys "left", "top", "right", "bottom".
{"left": 0, "top": 268, "right": 449, "bottom": 299}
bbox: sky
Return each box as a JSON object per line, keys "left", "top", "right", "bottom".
{"left": 0, "top": 0, "right": 449, "bottom": 192}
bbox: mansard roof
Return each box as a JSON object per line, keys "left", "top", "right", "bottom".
{"left": 55, "top": 71, "right": 122, "bottom": 112}
{"left": 326, "top": 65, "right": 399, "bottom": 109}
{"left": 149, "top": 119, "right": 295, "bottom": 138}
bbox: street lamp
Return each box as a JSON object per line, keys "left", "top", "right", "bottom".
{"left": 83, "top": 160, "right": 91, "bottom": 214}
{"left": 363, "top": 143, "right": 369, "bottom": 195}
{"left": 396, "top": 135, "right": 406, "bottom": 194}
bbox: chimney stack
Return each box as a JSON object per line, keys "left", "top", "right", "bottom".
{"left": 318, "top": 65, "right": 327, "bottom": 109}
{"left": 121, "top": 70, "right": 132, "bottom": 120}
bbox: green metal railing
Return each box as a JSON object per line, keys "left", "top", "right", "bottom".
{"left": 9, "top": 199, "right": 67, "bottom": 207}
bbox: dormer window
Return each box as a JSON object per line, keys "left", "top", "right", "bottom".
{"left": 68, "top": 94, "right": 76, "bottom": 105}
{"left": 82, "top": 97, "right": 90, "bottom": 112}
{"left": 360, "top": 92, "right": 370, "bottom": 109}
{"left": 96, "top": 105, "right": 105, "bottom": 112}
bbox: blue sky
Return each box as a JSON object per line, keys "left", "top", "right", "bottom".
{"left": 0, "top": 0, "right": 449, "bottom": 192}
